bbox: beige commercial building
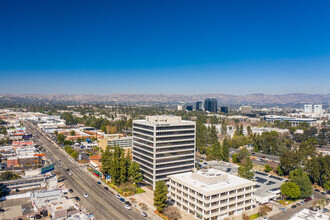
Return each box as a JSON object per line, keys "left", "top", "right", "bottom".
{"left": 98, "top": 134, "right": 133, "bottom": 151}
{"left": 168, "top": 168, "right": 256, "bottom": 220}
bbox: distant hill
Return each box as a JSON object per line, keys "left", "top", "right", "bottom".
{"left": 0, "top": 93, "right": 329, "bottom": 105}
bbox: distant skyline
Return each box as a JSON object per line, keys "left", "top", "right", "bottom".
{"left": 1, "top": 0, "right": 329, "bottom": 95}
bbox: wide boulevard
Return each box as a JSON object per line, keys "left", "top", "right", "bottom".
{"left": 23, "top": 121, "right": 146, "bottom": 220}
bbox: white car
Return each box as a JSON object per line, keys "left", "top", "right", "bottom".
{"left": 69, "top": 172, "right": 72, "bottom": 176}
{"left": 124, "top": 204, "right": 132, "bottom": 210}
{"left": 115, "top": 194, "right": 121, "bottom": 199}
{"left": 84, "top": 193, "right": 88, "bottom": 197}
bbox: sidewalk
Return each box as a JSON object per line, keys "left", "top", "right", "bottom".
{"left": 133, "top": 186, "right": 162, "bottom": 220}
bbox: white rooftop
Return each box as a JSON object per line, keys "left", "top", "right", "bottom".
{"left": 169, "top": 168, "right": 255, "bottom": 195}
{"left": 135, "top": 115, "right": 194, "bottom": 125}
{"left": 289, "top": 208, "right": 329, "bottom": 220}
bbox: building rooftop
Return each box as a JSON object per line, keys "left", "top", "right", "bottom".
{"left": 169, "top": 168, "right": 255, "bottom": 195}
{"left": 134, "top": 115, "right": 195, "bottom": 125}
{"left": 289, "top": 208, "right": 329, "bottom": 220}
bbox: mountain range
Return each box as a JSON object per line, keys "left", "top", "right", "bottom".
{"left": 0, "top": 93, "right": 329, "bottom": 105}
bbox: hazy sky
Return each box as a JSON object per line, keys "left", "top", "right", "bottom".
{"left": 1, "top": 0, "right": 329, "bottom": 95}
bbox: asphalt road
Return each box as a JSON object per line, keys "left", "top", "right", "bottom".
{"left": 270, "top": 192, "right": 329, "bottom": 220}
{"left": 229, "top": 149, "right": 280, "bottom": 166}
{"left": 23, "top": 121, "right": 146, "bottom": 220}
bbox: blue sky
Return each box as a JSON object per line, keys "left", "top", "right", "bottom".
{"left": 0, "top": 0, "right": 329, "bottom": 95}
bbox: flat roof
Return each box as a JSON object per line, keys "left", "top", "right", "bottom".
{"left": 169, "top": 168, "right": 255, "bottom": 195}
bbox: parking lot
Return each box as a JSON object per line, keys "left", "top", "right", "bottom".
{"left": 254, "top": 171, "right": 288, "bottom": 204}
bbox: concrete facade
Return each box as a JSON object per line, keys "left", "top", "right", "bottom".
{"left": 132, "top": 115, "right": 196, "bottom": 188}
{"left": 168, "top": 169, "right": 256, "bottom": 220}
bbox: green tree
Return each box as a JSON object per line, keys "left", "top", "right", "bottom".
{"left": 221, "top": 138, "right": 230, "bottom": 162}
{"left": 281, "top": 182, "right": 301, "bottom": 200}
{"left": 239, "top": 124, "right": 244, "bottom": 135}
{"left": 0, "top": 172, "right": 20, "bottom": 181}
{"left": 119, "top": 155, "right": 128, "bottom": 183}
{"left": 101, "top": 146, "right": 113, "bottom": 175}
{"left": 129, "top": 161, "right": 143, "bottom": 184}
{"left": 264, "top": 164, "right": 272, "bottom": 172}
{"left": 230, "top": 135, "right": 249, "bottom": 149}
{"left": 236, "top": 148, "right": 250, "bottom": 163}
{"left": 153, "top": 181, "right": 168, "bottom": 213}
{"left": 70, "top": 130, "right": 76, "bottom": 136}
{"left": 211, "top": 141, "right": 222, "bottom": 160}
{"left": 247, "top": 126, "right": 252, "bottom": 136}
{"left": 209, "top": 125, "right": 218, "bottom": 145}
{"left": 57, "top": 133, "right": 66, "bottom": 144}
{"left": 277, "top": 166, "right": 284, "bottom": 176}
{"left": 221, "top": 120, "right": 227, "bottom": 135}
{"left": 232, "top": 153, "right": 238, "bottom": 163}
{"left": 238, "top": 157, "right": 254, "bottom": 180}
{"left": 280, "top": 151, "right": 300, "bottom": 175}
{"left": 324, "top": 181, "right": 330, "bottom": 191}
{"left": 290, "top": 169, "right": 313, "bottom": 198}
{"left": 54, "top": 130, "right": 58, "bottom": 136}
{"left": 71, "top": 151, "right": 79, "bottom": 159}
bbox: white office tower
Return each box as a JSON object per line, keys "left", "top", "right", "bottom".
{"left": 304, "top": 104, "right": 313, "bottom": 114}
{"left": 132, "top": 115, "right": 196, "bottom": 188}
{"left": 314, "top": 105, "right": 323, "bottom": 114}
{"left": 177, "top": 105, "right": 183, "bottom": 111}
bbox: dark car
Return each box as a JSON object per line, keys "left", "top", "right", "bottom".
{"left": 66, "top": 168, "right": 70, "bottom": 171}
{"left": 292, "top": 205, "right": 297, "bottom": 209}
{"left": 321, "top": 192, "right": 326, "bottom": 195}
{"left": 125, "top": 201, "right": 131, "bottom": 206}
{"left": 120, "top": 198, "right": 125, "bottom": 202}
{"left": 69, "top": 189, "right": 73, "bottom": 193}
{"left": 75, "top": 197, "right": 80, "bottom": 201}
{"left": 315, "top": 189, "right": 320, "bottom": 192}
{"left": 104, "top": 187, "right": 109, "bottom": 190}
{"left": 97, "top": 182, "right": 101, "bottom": 185}
{"left": 35, "top": 214, "right": 42, "bottom": 219}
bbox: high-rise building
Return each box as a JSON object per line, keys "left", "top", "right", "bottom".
{"left": 196, "top": 101, "right": 203, "bottom": 111}
{"left": 186, "top": 105, "right": 193, "bottom": 111}
{"left": 204, "top": 98, "right": 218, "bottom": 113}
{"left": 132, "top": 115, "right": 196, "bottom": 188}
{"left": 314, "top": 105, "right": 323, "bottom": 114}
{"left": 304, "top": 104, "right": 313, "bottom": 114}
{"left": 220, "top": 106, "right": 228, "bottom": 113}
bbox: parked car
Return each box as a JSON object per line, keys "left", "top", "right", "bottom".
{"left": 120, "top": 198, "right": 125, "bottom": 202}
{"left": 69, "top": 189, "right": 73, "bottom": 193}
{"left": 97, "top": 182, "right": 101, "bottom": 185}
{"left": 84, "top": 193, "right": 88, "bottom": 197}
{"left": 300, "top": 201, "right": 305, "bottom": 205}
{"left": 115, "top": 194, "right": 121, "bottom": 199}
{"left": 124, "top": 204, "right": 132, "bottom": 210}
{"left": 125, "top": 201, "right": 131, "bottom": 206}
{"left": 321, "top": 192, "right": 326, "bottom": 195}
{"left": 279, "top": 208, "right": 287, "bottom": 212}
{"left": 104, "top": 187, "right": 109, "bottom": 190}
{"left": 141, "top": 212, "right": 148, "bottom": 217}
{"left": 291, "top": 205, "right": 297, "bottom": 209}
{"left": 315, "top": 189, "right": 320, "bottom": 192}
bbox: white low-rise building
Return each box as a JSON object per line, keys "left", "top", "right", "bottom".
{"left": 168, "top": 168, "right": 256, "bottom": 220}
